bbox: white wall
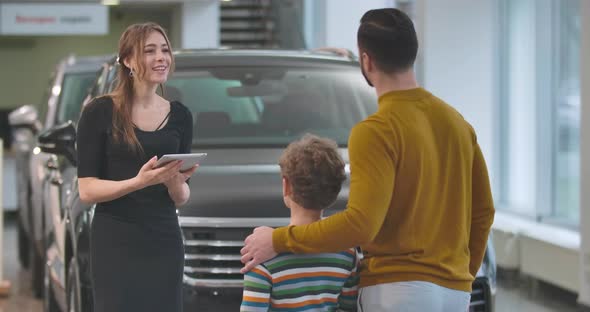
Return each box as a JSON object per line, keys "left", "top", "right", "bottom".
{"left": 303, "top": 0, "right": 497, "bottom": 192}
{"left": 303, "top": 0, "right": 324, "bottom": 49}
{"left": 324, "top": 0, "right": 395, "bottom": 52}
{"left": 417, "top": 0, "right": 497, "bottom": 193}
{"left": 304, "top": 0, "right": 395, "bottom": 52}
{"left": 501, "top": 0, "right": 541, "bottom": 215}
{"left": 180, "top": 0, "right": 219, "bottom": 49}
{"left": 578, "top": 0, "right": 590, "bottom": 306}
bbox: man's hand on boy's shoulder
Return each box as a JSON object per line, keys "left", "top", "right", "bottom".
{"left": 240, "top": 226, "right": 277, "bottom": 273}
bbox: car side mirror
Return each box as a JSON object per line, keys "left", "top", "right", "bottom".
{"left": 8, "top": 105, "right": 42, "bottom": 134}
{"left": 38, "top": 121, "right": 77, "bottom": 166}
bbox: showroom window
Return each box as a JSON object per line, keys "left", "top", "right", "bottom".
{"left": 498, "top": 0, "right": 581, "bottom": 227}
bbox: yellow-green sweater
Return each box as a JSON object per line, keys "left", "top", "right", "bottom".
{"left": 273, "top": 88, "right": 495, "bottom": 292}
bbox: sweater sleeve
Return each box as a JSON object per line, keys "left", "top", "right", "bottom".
{"left": 469, "top": 140, "right": 495, "bottom": 276}
{"left": 273, "top": 120, "right": 396, "bottom": 253}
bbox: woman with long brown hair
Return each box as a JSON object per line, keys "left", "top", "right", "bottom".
{"left": 76, "top": 22, "right": 196, "bottom": 311}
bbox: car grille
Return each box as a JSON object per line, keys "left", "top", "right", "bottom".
{"left": 182, "top": 227, "right": 248, "bottom": 286}
{"left": 469, "top": 277, "right": 490, "bottom": 312}
{"left": 180, "top": 217, "right": 289, "bottom": 288}
{"left": 181, "top": 216, "right": 494, "bottom": 309}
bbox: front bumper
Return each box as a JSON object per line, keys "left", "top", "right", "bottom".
{"left": 470, "top": 276, "right": 494, "bottom": 312}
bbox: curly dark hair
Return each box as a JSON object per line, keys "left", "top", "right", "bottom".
{"left": 279, "top": 134, "right": 347, "bottom": 211}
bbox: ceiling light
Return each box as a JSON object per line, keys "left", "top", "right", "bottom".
{"left": 102, "top": 0, "right": 120, "bottom": 5}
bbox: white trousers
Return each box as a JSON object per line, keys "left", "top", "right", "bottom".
{"left": 358, "top": 281, "right": 471, "bottom": 312}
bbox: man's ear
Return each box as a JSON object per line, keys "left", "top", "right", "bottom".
{"left": 362, "top": 52, "right": 373, "bottom": 72}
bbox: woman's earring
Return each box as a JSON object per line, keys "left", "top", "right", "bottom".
{"left": 129, "top": 69, "right": 134, "bottom": 78}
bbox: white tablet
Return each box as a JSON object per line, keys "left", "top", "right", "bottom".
{"left": 156, "top": 153, "right": 207, "bottom": 171}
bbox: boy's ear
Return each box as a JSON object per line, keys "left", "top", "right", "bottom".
{"left": 282, "top": 177, "right": 292, "bottom": 197}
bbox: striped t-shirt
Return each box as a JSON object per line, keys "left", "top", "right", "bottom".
{"left": 240, "top": 248, "right": 359, "bottom": 312}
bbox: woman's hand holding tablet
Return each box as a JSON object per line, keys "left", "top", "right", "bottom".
{"left": 156, "top": 153, "right": 207, "bottom": 172}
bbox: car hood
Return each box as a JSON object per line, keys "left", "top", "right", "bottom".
{"left": 178, "top": 148, "right": 350, "bottom": 218}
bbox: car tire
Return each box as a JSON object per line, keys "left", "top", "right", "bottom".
{"left": 30, "top": 241, "right": 44, "bottom": 298}
{"left": 17, "top": 215, "right": 30, "bottom": 269}
{"left": 43, "top": 252, "right": 59, "bottom": 312}
{"left": 67, "top": 258, "right": 82, "bottom": 312}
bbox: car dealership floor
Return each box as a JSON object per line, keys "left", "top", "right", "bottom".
{"left": 0, "top": 215, "right": 581, "bottom": 312}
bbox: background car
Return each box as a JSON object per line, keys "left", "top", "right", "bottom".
{"left": 8, "top": 54, "right": 110, "bottom": 299}
{"left": 40, "top": 49, "right": 496, "bottom": 312}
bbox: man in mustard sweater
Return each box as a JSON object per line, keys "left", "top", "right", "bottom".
{"left": 240, "top": 8, "right": 495, "bottom": 311}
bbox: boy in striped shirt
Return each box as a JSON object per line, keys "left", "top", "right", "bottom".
{"left": 241, "top": 134, "right": 359, "bottom": 312}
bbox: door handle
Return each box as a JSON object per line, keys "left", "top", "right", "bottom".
{"left": 51, "top": 177, "right": 63, "bottom": 186}
{"left": 46, "top": 158, "right": 58, "bottom": 169}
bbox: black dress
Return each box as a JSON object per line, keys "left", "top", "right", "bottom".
{"left": 76, "top": 96, "right": 193, "bottom": 312}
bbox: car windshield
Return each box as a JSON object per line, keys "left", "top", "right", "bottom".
{"left": 165, "top": 66, "right": 377, "bottom": 147}
{"left": 57, "top": 71, "right": 98, "bottom": 123}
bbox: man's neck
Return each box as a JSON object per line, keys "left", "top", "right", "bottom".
{"left": 374, "top": 70, "right": 420, "bottom": 98}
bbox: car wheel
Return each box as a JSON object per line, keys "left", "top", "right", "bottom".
{"left": 17, "top": 215, "right": 30, "bottom": 269}
{"left": 43, "top": 253, "right": 59, "bottom": 312}
{"left": 30, "top": 241, "right": 44, "bottom": 298}
{"left": 67, "top": 258, "right": 82, "bottom": 312}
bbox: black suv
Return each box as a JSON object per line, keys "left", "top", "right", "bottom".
{"left": 39, "top": 49, "right": 496, "bottom": 311}
{"left": 8, "top": 54, "right": 110, "bottom": 299}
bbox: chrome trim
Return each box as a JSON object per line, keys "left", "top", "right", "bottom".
{"left": 185, "top": 254, "right": 241, "bottom": 261}
{"left": 179, "top": 217, "right": 290, "bottom": 228}
{"left": 184, "top": 267, "right": 242, "bottom": 274}
{"left": 184, "top": 240, "right": 243, "bottom": 247}
{"left": 39, "top": 143, "right": 57, "bottom": 150}
{"left": 173, "top": 49, "right": 357, "bottom": 63}
{"left": 197, "top": 164, "right": 350, "bottom": 175}
{"left": 183, "top": 276, "right": 243, "bottom": 288}
{"left": 180, "top": 217, "right": 291, "bottom": 290}
{"left": 198, "top": 165, "right": 279, "bottom": 174}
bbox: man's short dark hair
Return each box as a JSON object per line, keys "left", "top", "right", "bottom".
{"left": 357, "top": 8, "right": 418, "bottom": 73}
{"left": 279, "top": 134, "right": 346, "bottom": 211}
